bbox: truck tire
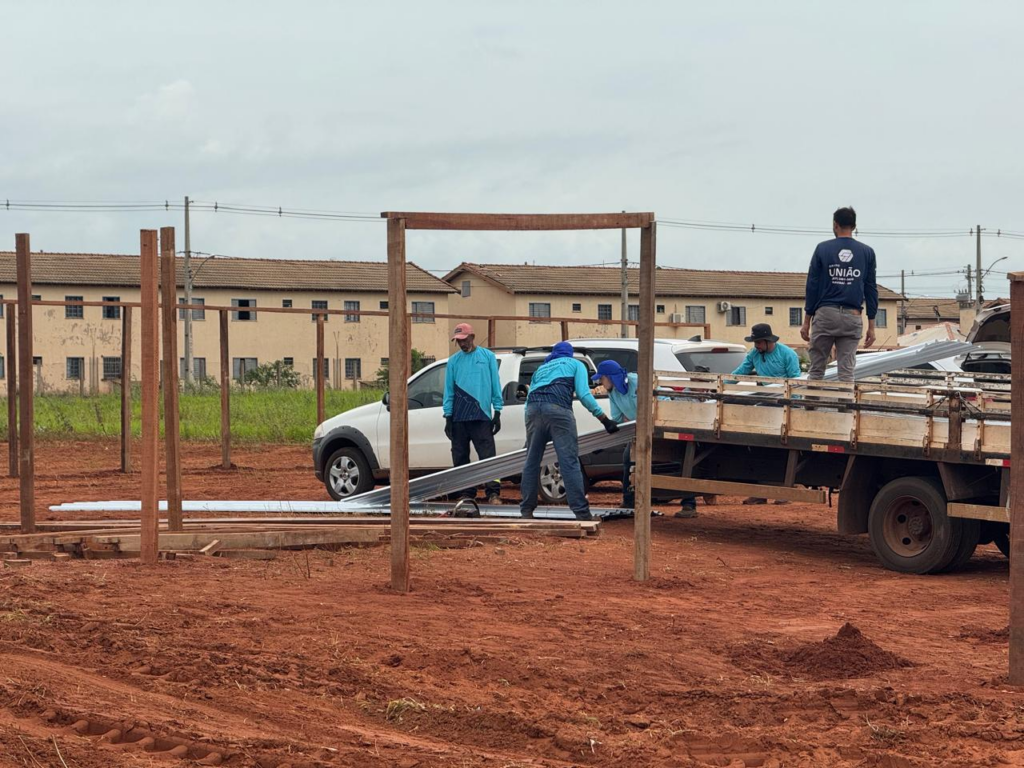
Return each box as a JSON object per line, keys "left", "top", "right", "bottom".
{"left": 939, "top": 517, "right": 981, "bottom": 573}
{"left": 324, "top": 446, "right": 375, "bottom": 500}
{"left": 994, "top": 532, "right": 1011, "bottom": 559}
{"left": 867, "top": 477, "right": 963, "bottom": 574}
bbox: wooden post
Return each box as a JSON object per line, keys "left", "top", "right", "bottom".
{"left": 159, "top": 228, "right": 184, "bottom": 532}
{"left": 219, "top": 309, "right": 231, "bottom": 469}
{"left": 388, "top": 217, "right": 411, "bottom": 592}
{"left": 633, "top": 223, "right": 657, "bottom": 581}
{"left": 140, "top": 231, "right": 160, "bottom": 564}
{"left": 6, "top": 307, "right": 16, "bottom": 479}
{"left": 15, "top": 235, "right": 34, "bottom": 533}
{"left": 316, "top": 314, "right": 326, "bottom": 426}
{"left": 487, "top": 317, "right": 496, "bottom": 348}
{"left": 560, "top": 320, "right": 570, "bottom": 341}
{"left": 1009, "top": 272, "right": 1024, "bottom": 683}
{"left": 120, "top": 306, "right": 133, "bottom": 473}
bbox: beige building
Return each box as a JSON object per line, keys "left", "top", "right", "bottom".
{"left": 443, "top": 263, "right": 903, "bottom": 349}
{"left": 0, "top": 252, "right": 455, "bottom": 394}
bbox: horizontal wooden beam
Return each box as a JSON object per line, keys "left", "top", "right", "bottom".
{"left": 381, "top": 212, "right": 655, "bottom": 231}
{"left": 948, "top": 502, "right": 1008, "bottom": 523}
{"left": 650, "top": 474, "right": 827, "bottom": 503}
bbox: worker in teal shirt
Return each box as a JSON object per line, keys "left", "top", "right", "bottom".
{"left": 732, "top": 324, "right": 802, "bottom": 378}
{"left": 592, "top": 360, "right": 697, "bottom": 517}
{"left": 443, "top": 323, "right": 504, "bottom": 503}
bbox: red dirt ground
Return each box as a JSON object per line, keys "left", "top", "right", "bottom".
{"left": 0, "top": 441, "right": 1022, "bottom": 767}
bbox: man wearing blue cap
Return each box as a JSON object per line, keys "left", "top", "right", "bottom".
{"left": 520, "top": 342, "right": 619, "bottom": 521}
{"left": 592, "top": 360, "right": 697, "bottom": 517}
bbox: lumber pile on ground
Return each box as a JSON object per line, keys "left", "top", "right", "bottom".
{"left": 0, "top": 516, "right": 600, "bottom": 561}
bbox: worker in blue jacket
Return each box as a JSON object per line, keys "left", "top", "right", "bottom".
{"left": 520, "top": 342, "right": 619, "bottom": 521}
{"left": 732, "top": 324, "right": 802, "bottom": 379}
{"left": 592, "top": 360, "right": 696, "bottom": 517}
{"left": 443, "top": 323, "right": 504, "bottom": 504}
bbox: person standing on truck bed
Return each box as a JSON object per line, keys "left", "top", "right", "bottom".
{"left": 801, "top": 206, "right": 878, "bottom": 382}
{"left": 520, "top": 341, "right": 619, "bottom": 521}
{"left": 731, "top": 323, "right": 801, "bottom": 379}
{"left": 592, "top": 360, "right": 698, "bottom": 518}
{"left": 443, "top": 323, "right": 503, "bottom": 505}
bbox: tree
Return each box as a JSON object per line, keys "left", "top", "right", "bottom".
{"left": 375, "top": 349, "right": 429, "bottom": 387}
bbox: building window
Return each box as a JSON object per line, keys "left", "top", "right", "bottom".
{"left": 66, "top": 357, "right": 84, "bottom": 381}
{"left": 0, "top": 356, "right": 5, "bottom": 379}
{"left": 345, "top": 358, "right": 362, "bottom": 380}
{"left": 313, "top": 358, "right": 330, "bottom": 380}
{"left": 379, "top": 300, "right": 389, "bottom": 310}
{"left": 789, "top": 308, "right": 803, "bottom": 326}
{"left": 572, "top": 303, "right": 582, "bottom": 313}
{"left": 727, "top": 306, "right": 747, "bottom": 327}
{"left": 32, "top": 356, "right": 42, "bottom": 366}
{"left": 65, "top": 296, "right": 84, "bottom": 319}
{"left": 102, "top": 356, "right": 122, "bottom": 380}
{"left": 685, "top": 306, "right": 706, "bottom": 324}
{"left": 877, "top": 308, "right": 888, "bottom": 328}
{"left": 31, "top": 294, "right": 40, "bottom": 302}
{"left": 180, "top": 357, "right": 207, "bottom": 379}
{"left": 597, "top": 304, "right": 613, "bottom": 321}
{"left": 765, "top": 307, "right": 774, "bottom": 316}
{"left": 656, "top": 304, "right": 665, "bottom": 314}
{"left": 283, "top": 357, "right": 294, "bottom": 367}
{"left": 102, "top": 296, "right": 121, "bottom": 320}
{"left": 178, "top": 297, "right": 205, "bottom": 320}
{"left": 231, "top": 298, "right": 256, "bottom": 321}
{"left": 628, "top": 305, "right": 640, "bottom": 322}
{"left": 344, "top": 300, "right": 360, "bottom": 323}
{"left": 0, "top": 295, "right": 4, "bottom": 318}
{"left": 461, "top": 280, "right": 471, "bottom": 298}
{"left": 233, "top": 357, "right": 258, "bottom": 381}
{"left": 412, "top": 301, "right": 435, "bottom": 324}
{"left": 528, "top": 302, "right": 551, "bottom": 323}
{"left": 312, "top": 300, "right": 329, "bottom": 322}
{"left": 282, "top": 299, "right": 293, "bottom": 308}
{"left": 422, "top": 356, "right": 436, "bottom": 365}
{"left": 380, "top": 357, "right": 389, "bottom": 367}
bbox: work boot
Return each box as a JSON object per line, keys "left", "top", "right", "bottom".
{"left": 675, "top": 504, "right": 698, "bottom": 519}
{"left": 487, "top": 494, "right": 502, "bottom": 506}
{"left": 520, "top": 508, "right": 534, "bottom": 519}
{"left": 574, "top": 510, "right": 595, "bottom": 522}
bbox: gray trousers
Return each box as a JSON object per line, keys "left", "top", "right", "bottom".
{"left": 807, "top": 306, "right": 863, "bottom": 382}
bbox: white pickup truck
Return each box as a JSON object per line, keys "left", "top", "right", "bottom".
{"left": 312, "top": 338, "right": 747, "bottom": 502}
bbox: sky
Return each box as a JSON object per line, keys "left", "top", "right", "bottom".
{"left": 1, "top": 0, "right": 1022, "bottom": 299}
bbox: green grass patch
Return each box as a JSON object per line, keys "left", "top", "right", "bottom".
{"left": 0, "top": 388, "right": 383, "bottom": 443}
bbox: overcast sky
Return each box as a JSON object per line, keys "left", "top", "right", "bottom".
{"left": 2, "top": 1, "right": 1021, "bottom": 298}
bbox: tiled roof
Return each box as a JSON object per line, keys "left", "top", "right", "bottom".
{"left": 904, "top": 297, "right": 961, "bottom": 321}
{"left": 444, "top": 262, "right": 902, "bottom": 300}
{"left": 0, "top": 252, "right": 455, "bottom": 293}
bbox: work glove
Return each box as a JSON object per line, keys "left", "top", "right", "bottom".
{"left": 444, "top": 417, "right": 453, "bottom": 440}
{"left": 599, "top": 414, "right": 620, "bottom": 434}
{"left": 491, "top": 411, "right": 502, "bottom": 436}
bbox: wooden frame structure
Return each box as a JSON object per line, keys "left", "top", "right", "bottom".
{"left": 380, "top": 212, "right": 658, "bottom": 591}
{"left": 1010, "top": 271, "right": 1023, "bottom": 684}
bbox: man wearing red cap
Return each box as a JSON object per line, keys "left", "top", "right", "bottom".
{"left": 443, "top": 323, "right": 504, "bottom": 504}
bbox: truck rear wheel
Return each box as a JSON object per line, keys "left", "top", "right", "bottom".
{"left": 867, "top": 477, "right": 966, "bottom": 574}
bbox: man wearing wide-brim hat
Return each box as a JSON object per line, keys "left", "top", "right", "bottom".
{"left": 732, "top": 323, "right": 801, "bottom": 379}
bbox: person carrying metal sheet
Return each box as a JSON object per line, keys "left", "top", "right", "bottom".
{"left": 520, "top": 342, "right": 619, "bottom": 521}
{"left": 802, "top": 206, "right": 878, "bottom": 381}
{"left": 443, "top": 323, "right": 503, "bottom": 504}
{"left": 592, "top": 360, "right": 697, "bottom": 518}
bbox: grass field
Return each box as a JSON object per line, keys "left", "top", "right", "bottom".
{"left": 0, "top": 388, "right": 383, "bottom": 443}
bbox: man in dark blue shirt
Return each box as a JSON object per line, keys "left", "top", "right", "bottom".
{"left": 801, "top": 207, "right": 878, "bottom": 381}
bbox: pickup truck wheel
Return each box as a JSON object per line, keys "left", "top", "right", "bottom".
{"left": 994, "top": 532, "right": 1011, "bottom": 559}
{"left": 538, "top": 462, "right": 590, "bottom": 505}
{"left": 867, "top": 477, "right": 962, "bottom": 574}
{"left": 324, "top": 447, "right": 374, "bottom": 500}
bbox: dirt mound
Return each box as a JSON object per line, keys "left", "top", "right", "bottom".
{"left": 959, "top": 625, "right": 1010, "bottom": 644}
{"left": 733, "top": 623, "right": 914, "bottom": 681}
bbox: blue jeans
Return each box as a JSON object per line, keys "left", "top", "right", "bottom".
{"left": 520, "top": 402, "right": 589, "bottom": 515}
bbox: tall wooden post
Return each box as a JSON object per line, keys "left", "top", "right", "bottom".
{"left": 140, "top": 231, "right": 160, "bottom": 564}
{"left": 316, "top": 314, "right": 326, "bottom": 426}
{"left": 560, "top": 320, "right": 570, "bottom": 341}
{"left": 15, "top": 235, "right": 34, "bottom": 533}
{"left": 159, "top": 228, "right": 184, "bottom": 531}
{"left": 1009, "top": 272, "right": 1024, "bottom": 683}
{"left": 388, "top": 217, "right": 411, "bottom": 592}
{"left": 633, "top": 223, "right": 657, "bottom": 581}
{"left": 6, "top": 308, "right": 16, "bottom": 478}
{"left": 120, "top": 306, "right": 133, "bottom": 473}
{"left": 487, "top": 317, "right": 496, "bottom": 348}
{"left": 219, "top": 309, "right": 231, "bottom": 469}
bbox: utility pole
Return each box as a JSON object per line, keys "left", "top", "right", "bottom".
{"left": 620, "top": 210, "right": 628, "bottom": 338}
{"left": 965, "top": 264, "right": 973, "bottom": 302}
{"left": 900, "top": 269, "right": 906, "bottom": 334}
{"left": 975, "top": 224, "right": 983, "bottom": 311}
{"left": 183, "top": 196, "right": 193, "bottom": 385}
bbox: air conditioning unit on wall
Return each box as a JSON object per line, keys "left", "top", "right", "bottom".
{"left": 668, "top": 313, "right": 683, "bottom": 323}
{"left": 717, "top": 301, "right": 732, "bottom": 313}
